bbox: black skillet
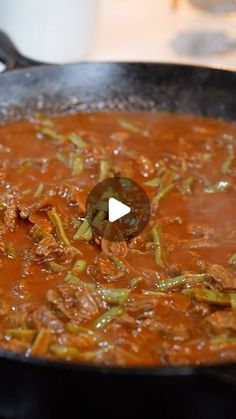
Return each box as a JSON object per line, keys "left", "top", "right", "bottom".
{"left": 0, "top": 31, "right": 236, "bottom": 419}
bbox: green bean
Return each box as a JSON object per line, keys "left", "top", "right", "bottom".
{"left": 112, "top": 257, "right": 130, "bottom": 273}
{"left": 119, "top": 178, "right": 133, "bottom": 189}
{"left": 76, "top": 347, "right": 112, "bottom": 361}
{"left": 73, "top": 219, "right": 92, "bottom": 241}
{"left": 228, "top": 253, "right": 236, "bottom": 265}
{"left": 230, "top": 294, "right": 236, "bottom": 313}
{"left": 64, "top": 272, "right": 81, "bottom": 284}
{"left": 93, "top": 210, "right": 106, "bottom": 223}
{"left": 47, "top": 260, "right": 66, "bottom": 273}
{"left": 31, "top": 227, "right": 50, "bottom": 241}
{"left": 48, "top": 209, "right": 71, "bottom": 247}
{"left": 72, "top": 218, "right": 82, "bottom": 228}
{"left": 50, "top": 343, "right": 109, "bottom": 361}
{"left": 144, "top": 178, "right": 161, "bottom": 187}
{"left": 129, "top": 277, "right": 143, "bottom": 288}
{"left": 96, "top": 201, "right": 108, "bottom": 211}
{"left": 221, "top": 144, "right": 234, "bottom": 174}
{"left": 49, "top": 344, "right": 108, "bottom": 361}
{"left": 152, "top": 183, "right": 175, "bottom": 205}
{"left": 72, "top": 155, "right": 84, "bottom": 175}
{"left": 117, "top": 119, "right": 142, "bottom": 134}
{"left": 180, "top": 177, "right": 193, "bottom": 195}
{"left": 56, "top": 153, "right": 67, "bottom": 162}
{"left": 98, "top": 288, "right": 130, "bottom": 305}
{"left": 34, "top": 183, "right": 44, "bottom": 198}
{"left": 31, "top": 328, "right": 50, "bottom": 356}
{"left": 184, "top": 287, "right": 236, "bottom": 306}
{"left": 101, "top": 187, "right": 120, "bottom": 201}
{"left": 163, "top": 170, "right": 179, "bottom": 184}
{"left": 34, "top": 116, "right": 53, "bottom": 127}
{"left": 41, "top": 128, "right": 87, "bottom": 149}
{"left": 209, "top": 336, "right": 236, "bottom": 346}
{"left": 5, "top": 329, "right": 36, "bottom": 342}
{"left": 50, "top": 344, "right": 79, "bottom": 359}
{"left": 151, "top": 225, "right": 165, "bottom": 268}
{"left": 66, "top": 323, "right": 101, "bottom": 342}
{"left": 156, "top": 273, "right": 208, "bottom": 292}
{"left": 92, "top": 306, "right": 124, "bottom": 329}
{"left": 64, "top": 273, "right": 96, "bottom": 290}
{"left": 41, "top": 128, "right": 65, "bottom": 142}
{"left": 142, "top": 290, "right": 165, "bottom": 296}
{"left": 71, "top": 259, "right": 87, "bottom": 276}
{"left": 204, "top": 180, "right": 231, "bottom": 193}
{"left": 99, "top": 160, "right": 110, "bottom": 181}
{"left": 68, "top": 133, "right": 86, "bottom": 149}
{"left": 201, "top": 153, "right": 212, "bottom": 162}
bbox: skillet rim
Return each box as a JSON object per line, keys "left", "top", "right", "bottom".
{"left": 1, "top": 345, "right": 236, "bottom": 379}
{"left": 0, "top": 59, "right": 236, "bottom": 76}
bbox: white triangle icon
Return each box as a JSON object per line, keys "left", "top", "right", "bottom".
{"left": 108, "top": 198, "right": 131, "bottom": 223}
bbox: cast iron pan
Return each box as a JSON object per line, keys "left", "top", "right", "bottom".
{"left": 0, "top": 31, "right": 236, "bottom": 419}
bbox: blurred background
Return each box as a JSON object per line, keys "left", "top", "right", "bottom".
{"left": 91, "top": 0, "right": 236, "bottom": 68}
{"left": 0, "top": 0, "right": 236, "bottom": 68}
{"left": 91, "top": 0, "right": 236, "bottom": 67}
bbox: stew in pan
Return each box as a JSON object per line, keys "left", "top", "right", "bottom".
{"left": 1, "top": 111, "right": 236, "bottom": 367}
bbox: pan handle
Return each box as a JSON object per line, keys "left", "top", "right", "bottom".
{"left": 0, "top": 30, "right": 43, "bottom": 70}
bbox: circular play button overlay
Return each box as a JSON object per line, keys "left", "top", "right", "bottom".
{"left": 86, "top": 177, "right": 150, "bottom": 242}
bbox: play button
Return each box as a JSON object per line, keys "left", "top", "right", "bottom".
{"left": 86, "top": 177, "right": 150, "bottom": 242}
{"left": 108, "top": 198, "right": 131, "bottom": 223}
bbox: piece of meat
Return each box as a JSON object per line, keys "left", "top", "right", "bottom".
{"left": 112, "top": 313, "right": 136, "bottom": 328}
{"left": 0, "top": 186, "right": 19, "bottom": 231}
{"left": 206, "top": 310, "right": 236, "bottom": 334}
{"left": 21, "top": 260, "right": 34, "bottom": 277}
{"left": 33, "top": 305, "right": 65, "bottom": 333}
{"left": 56, "top": 245, "right": 79, "bottom": 265}
{"left": 87, "top": 254, "right": 125, "bottom": 282}
{"left": 35, "top": 236, "right": 59, "bottom": 258}
{"left": 146, "top": 317, "right": 190, "bottom": 341}
{"left": 11, "top": 282, "right": 30, "bottom": 300}
{"left": 128, "top": 234, "right": 146, "bottom": 250}
{"left": 47, "top": 284, "right": 106, "bottom": 324}
{"left": 208, "top": 264, "right": 236, "bottom": 290}
{"left": 126, "top": 296, "right": 155, "bottom": 320}
{"left": 18, "top": 192, "right": 56, "bottom": 219}
{"left": 3, "top": 201, "right": 18, "bottom": 231}
{"left": 101, "top": 237, "right": 128, "bottom": 258}
{"left": 190, "top": 301, "right": 211, "bottom": 317}
{"left": 187, "top": 224, "right": 216, "bottom": 239}
{"left": 57, "top": 184, "right": 86, "bottom": 213}
{"left": 29, "top": 218, "right": 53, "bottom": 242}
{"left": 4, "top": 303, "right": 35, "bottom": 329}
